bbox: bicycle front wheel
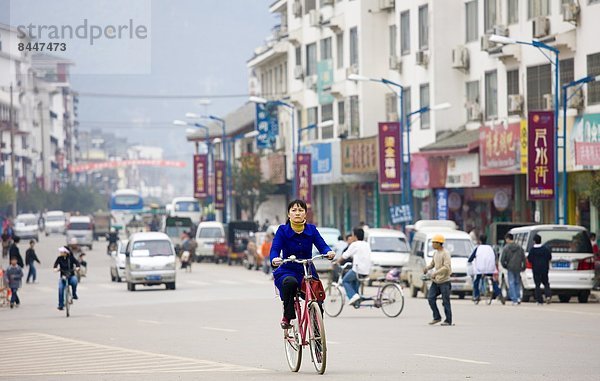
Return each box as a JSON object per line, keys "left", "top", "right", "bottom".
{"left": 486, "top": 278, "right": 493, "bottom": 305}
{"left": 308, "top": 302, "right": 327, "bottom": 374}
{"left": 283, "top": 319, "right": 302, "bottom": 372}
{"left": 65, "top": 284, "right": 71, "bottom": 317}
{"left": 380, "top": 283, "right": 405, "bottom": 318}
{"left": 323, "top": 285, "right": 344, "bottom": 318}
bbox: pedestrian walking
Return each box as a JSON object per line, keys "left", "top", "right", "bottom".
{"left": 468, "top": 235, "right": 505, "bottom": 304}
{"left": 500, "top": 233, "right": 526, "bottom": 305}
{"left": 4, "top": 256, "right": 23, "bottom": 308}
{"left": 261, "top": 232, "right": 274, "bottom": 276}
{"left": 528, "top": 234, "right": 552, "bottom": 304}
{"left": 9, "top": 236, "right": 24, "bottom": 268}
{"left": 424, "top": 234, "right": 453, "bottom": 326}
{"left": 25, "top": 240, "right": 41, "bottom": 283}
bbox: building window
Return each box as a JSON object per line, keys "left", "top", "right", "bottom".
{"left": 306, "top": 42, "right": 317, "bottom": 76}
{"left": 418, "top": 5, "right": 428, "bottom": 50}
{"left": 349, "top": 95, "right": 359, "bottom": 137}
{"left": 385, "top": 93, "right": 398, "bottom": 121}
{"left": 321, "top": 37, "right": 332, "bottom": 60}
{"left": 484, "top": 0, "right": 497, "bottom": 33}
{"left": 590, "top": 0, "right": 600, "bottom": 4}
{"left": 559, "top": 58, "right": 574, "bottom": 107}
{"left": 400, "top": 11, "right": 410, "bottom": 55}
{"left": 306, "top": 107, "right": 318, "bottom": 141}
{"left": 466, "top": 80, "right": 480, "bottom": 106}
{"left": 305, "top": 0, "right": 316, "bottom": 14}
{"left": 321, "top": 103, "right": 334, "bottom": 139}
{"left": 528, "top": 0, "right": 550, "bottom": 19}
{"left": 336, "top": 33, "right": 344, "bottom": 69}
{"left": 466, "top": 1, "right": 478, "bottom": 43}
{"left": 295, "top": 46, "right": 302, "bottom": 66}
{"left": 403, "top": 87, "right": 411, "bottom": 124}
{"left": 588, "top": 52, "right": 600, "bottom": 104}
{"left": 349, "top": 27, "right": 358, "bottom": 67}
{"left": 419, "top": 84, "right": 430, "bottom": 129}
{"left": 508, "top": 0, "right": 519, "bottom": 24}
{"left": 389, "top": 25, "right": 397, "bottom": 57}
{"left": 485, "top": 70, "right": 498, "bottom": 119}
{"left": 507, "top": 69, "right": 520, "bottom": 102}
{"left": 338, "top": 100, "right": 345, "bottom": 126}
{"left": 526, "top": 63, "right": 552, "bottom": 111}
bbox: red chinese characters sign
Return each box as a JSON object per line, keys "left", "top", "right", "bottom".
{"left": 378, "top": 122, "right": 401, "bottom": 194}
{"left": 214, "top": 160, "right": 225, "bottom": 209}
{"left": 193, "top": 154, "right": 208, "bottom": 199}
{"left": 527, "top": 111, "right": 555, "bottom": 200}
{"left": 296, "top": 153, "right": 312, "bottom": 208}
{"left": 480, "top": 121, "right": 521, "bottom": 175}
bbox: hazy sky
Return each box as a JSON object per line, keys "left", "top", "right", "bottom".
{"left": 1, "top": 0, "right": 276, "bottom": 157}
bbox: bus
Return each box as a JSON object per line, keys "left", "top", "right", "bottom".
{"left": 110, "top": 189, "right": 144, "bottom": 231}
{"left": 169, "top": 196, "right": 202, "bottom": 224}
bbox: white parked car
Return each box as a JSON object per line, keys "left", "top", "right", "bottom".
{"left": 110, "top": 240, "right": 128, "bottom": 282}
{"left": 14, "top": 213, "right": 39, "bottom": 241}
{"left": 365, "top": 228, "right": 411, "bottom": 282}
{"left": 502, "top": 224, "right": 595, "bottom": 303}
{"left": 44, "top": 210, "right": 66, "bottom": 236}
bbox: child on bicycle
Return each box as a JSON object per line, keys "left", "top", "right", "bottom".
{"left": 53, "top": 246, "right": 80, "bottom": 311}
{"left": 270, "top": 200, "right": 335, "bottom": 329}
{"left": 5, "top": 256, "right": 23, "bottom": 308}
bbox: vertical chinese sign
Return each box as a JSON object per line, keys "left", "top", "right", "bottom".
{"left": 193, "top": 154, "right": 208, "bottom": 199}
{"left": 255, "top": 102, "right": 278, "bottom": 149}
{"left": 527, "top": 111, "right": 555, "bottom": 200}
{"left": 296, "top": 153, "right": 312, "bottom": 208}
{"left": 378, "top": 122, "right": 402, "bottom": 193}
{"left": 214, "top": 160, "right": 225, "bottom": 209}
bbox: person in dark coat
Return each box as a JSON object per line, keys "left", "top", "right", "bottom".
{"left": 9, "top": 236, "right": 24, "bottom": 268}
{"left": 5, "top": 256, "right": 23, "bottom": 308}
{"left": 528, "top": 234, "right": 552, "bottom": 304}
{"left": 500, "top": 233, "right": 526, "bottom": 304}
{"left": 25, "top": 240, "right": 41, "bottom": 283}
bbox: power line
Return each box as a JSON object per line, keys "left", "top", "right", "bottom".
{"left": 77, "top": 92, "right": 251, "bottom": 99}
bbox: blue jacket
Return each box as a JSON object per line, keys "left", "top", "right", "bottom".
{"left": 269, "top": 223, "right": 331, "bottom": 298}
{"left": 5, "top": 265, "right": 23, "bottom": 289}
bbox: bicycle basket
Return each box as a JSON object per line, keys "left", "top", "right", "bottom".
{"left": 301, "top": 279, "right": 326, "bottom": 302}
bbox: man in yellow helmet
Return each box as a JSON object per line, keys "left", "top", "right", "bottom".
{"left": 423, "top": 234, "right": 453, "bottom": 326}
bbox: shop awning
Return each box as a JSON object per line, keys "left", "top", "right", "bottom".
{"left": 417, "top": 128, "right": 480, "bottom": 156}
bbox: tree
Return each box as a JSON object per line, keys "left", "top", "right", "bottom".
{"left": 231, "top": 154, "right": 276, "bottom": 221}
{"left": 590, "top": 172, "right": 600, "bottom": 210}
{"left": 0, "top": 183, "right": 16, "bottom": 213}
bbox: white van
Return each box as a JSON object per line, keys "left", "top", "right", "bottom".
{"left": 66, "top": 216, "right": 94, "bottom": 249}
{"left": 502, "top": 224, "right": 595, "bottom": 303}
{"left": 125, "top": 232, "right": 176, "bottom": 291}
{"left": 44, "top": 211, "right": 66, "bottom": 235}
{"left": 404, "top": 220, "right": 474, "bottom": 299}
{"left": 169, "top": 197, "right": 202, "bottom": 224}
{"left": 195, "top": 221, "right": 225, "bottom": 261}
{"left": 365, "top": 228, "right": 411, "bottom": 282}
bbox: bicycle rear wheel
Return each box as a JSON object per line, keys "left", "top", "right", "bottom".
{"left": 323, "top": 285, "right": 344, "bottom": 318}
{"left": 65, "top": 282, "right": 71, "bottom": 317}
{"left": 380, "top": 283, "right": 405, "bottom": 317}
{"left": 283, "top": 318, "right": 302, "bottom": 372}
{"left": 308, "top": 302, "right": 327, "bottom": 374}
{"left": 485, "top": 277, "right": 493, "bottom": 305}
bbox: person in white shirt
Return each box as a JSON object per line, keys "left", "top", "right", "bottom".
{"left": 467, "top": 235, "right": 505, "bottom": 304}
{"left": 336, "top": 227, "right": 372, "bottom": 305}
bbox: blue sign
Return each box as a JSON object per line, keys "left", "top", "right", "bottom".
{"left": 389, "top": 204, "right": 412, "bottom": 224}
{"left": 299, "top": 143, "right": 331, "bottom": 174}
{"left": 255, "top": 102, "right": 278, "bottom": 149}
{"left": 436, "top": 189, "right": 448, "bottom": 220}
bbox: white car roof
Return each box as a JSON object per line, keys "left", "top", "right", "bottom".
{"left": 69, "top": 216, "right": 91, "bottom": 223}
{"left": 17, "top": 213, "right": 37, "bottom": 219}
{"left": 46, "top": 211, "right": 65, "bottom": 216}
{"left": 198, "top": 222, "right": 224, "bottom": 228}
{"left": 413, "top": 220, "right": 458, "bottom": 231}
{"left": 415, "top": 230, "right": 472, "bottom": 240}
{"left": 365, "top": 228, "right": 407, "bottom": 238}
{"left": 509, "top": 224, "right": 587, "bottom": 233}
{"left": 129, "top": 232, "right": 171, "bottom": 241}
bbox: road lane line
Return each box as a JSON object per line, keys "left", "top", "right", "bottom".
{"left": 138, "top": 319, "right": 161, "bottom": 324}
{"left": 414, "top": 354, "right": 490, "bottom": 365}
{"left": 201, "top": 326, "right": 238, "bottom": 333}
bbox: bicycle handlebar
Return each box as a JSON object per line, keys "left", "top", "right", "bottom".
{"left": 281, "top": 254, "right": 329, "bottom": 265}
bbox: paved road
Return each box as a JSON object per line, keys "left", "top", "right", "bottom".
{"left": 1, "top": 234, "right": 599, "bottom": 380}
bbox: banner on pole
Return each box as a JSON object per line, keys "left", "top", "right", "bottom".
{"left": 214, "top": 160, "right": 225, "bottom": 209}
{"left": 193, "top": 154, "right": 208, "bottom": 199}
{"left": 378, "top": 122, "right": 402, "bottom": 194}
{"left": 527, "top": 111, "right": 555, "bottom": 200}
{"left": 296, "top": 153, "right": 312, "bottom": 209}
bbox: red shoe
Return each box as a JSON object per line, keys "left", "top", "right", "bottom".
{"left": 280, "top": 317, "right": 292, "bottom": 329}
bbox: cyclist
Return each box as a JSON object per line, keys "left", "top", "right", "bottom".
{"left": 468, "top": 235, "right": 505, "bottom": 304}
{"left": 53, "top": 246, "right": 80, "bottom": 311}
{"left": 107, "top": 228, "right": 119, "bottom": 254}
{"left": 335, "top": 227, "right": 372, "bottom": 305}
{"left": 270, "top": 199, "right": 335, "bottom": 329}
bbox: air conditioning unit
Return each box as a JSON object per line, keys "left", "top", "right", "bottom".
{"left": 543, "top": 93, "right": 553, "bottom": 110}
{"left": 480, "top": 34, "right": 497, "bottom": 52}
{"left": 451, "top": 46, "right": 469, "bottom": 70}
{"left": 563, "top": 2, "right": 580, "bottom": 23}
{"left": 493, "top": 25, "right": 508, "bottom": 37}
{"left": 389, "top": 55, "right": 401, "bottom": 71}
{"left": 346, "top": 64, "right": 358, "bottom": 77}
{"left": 293, "top": 65, "right": 304, "bottom": 79}
{"left": 508, "top": 94, "right": 523, "bottom": 114}
{"left": 309, "top": 10, "right": 321, "bottom": 27}
{"left": 415, "top": 50, "right": 428, "bottom": 66}
{"left": 533, "top": 16, "right": 550, "bottom": 39}
{"left": 322, "top": 0, "right": 334, "bottom": 6}
{"left": 379, "top": 0, "right": 395, "bottom": 11}
{"left": 305, "top": 75, "right": 317, "bottom": 90}
{"left": 387, "top": 113, "right": 399, "bottom": 122}
{"left": 467, "top": 102, "right": 482, "bottom": 121}
{"left": 292, "top": 0, "right": 302, "bottom": 17}
{"left": 568, "top": 88, "right": 584, "bottom": 110}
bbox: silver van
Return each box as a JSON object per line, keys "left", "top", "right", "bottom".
{"left": 195, "top": 221, "right": 225, "bottom": 262}
{"left": 66, "top": 216, "right": 94, "bottom": 249}
{"left": 125, "top": 232, "right": 176, "bottom": 291}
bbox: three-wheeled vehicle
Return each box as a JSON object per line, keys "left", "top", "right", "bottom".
{"left": 215, "top": 221, "right": 259, "bottom": 266}
{"left": 163, "top": 216, "right": 194, "bottom": 256}
{"left": 92, "top": 211, "right": 112, "bottom": 241}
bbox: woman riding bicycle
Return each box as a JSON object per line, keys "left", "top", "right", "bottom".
{"left": 270, "top": 200, "right": 335, "bottom": 329}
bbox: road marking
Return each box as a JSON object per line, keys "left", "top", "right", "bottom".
{"left": 186, "top": 280, "right": 210, "bottom": 286}
{"left": 138, "top": 319, "right": 161, "bottom": 325}
{"left": 93, "top": 313, "right": 114, "bottom": 319}
{"left": 217, "top": 280, "right": 241, "bottom": 285}
{"left": 201, "top": 326, "right": 237, "bottom": 333}
{"left": 0, "top": 332, "right": 267, "bottom": 377}
{"left": 414, "top": 354, "right": 490, "bottom": 365}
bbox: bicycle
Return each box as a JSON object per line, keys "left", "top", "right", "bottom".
{"left": 280, "top": 254, "right": 328, "bottom": 375}
{"left": 323, "top": 263, "right": 405, "bottom": 318}
{"left": 473, "top": 274, "right": 494, "bottom": 305}
{"left": 59, "top": 273, "right": 74, "bottom": 317}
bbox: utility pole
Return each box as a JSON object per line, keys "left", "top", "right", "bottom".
{"left": 9, "top": 83, "right": 17, "bottom": 217}
{"left": 39, "top": 101, "right": 46, "bottom": 191}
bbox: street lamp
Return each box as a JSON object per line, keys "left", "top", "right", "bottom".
{"left": 561, "top": 74, "right": 600, "bottom": 224}
{"left": 249, "top": 96, "right": 297, "bottom": 198}
{"left": 404, "top": 103, "right": 451, "bottom": 222}
{"left": 490, "top": 34, "right": 561, "bottom": 224}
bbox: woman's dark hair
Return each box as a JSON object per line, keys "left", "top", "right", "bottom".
{"left": 286, "top": 199, "right": 308, "bottom": 224}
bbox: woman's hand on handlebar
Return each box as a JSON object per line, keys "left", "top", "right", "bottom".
{"left": 271, "top": 257, "right": 282, "bottom": 267}
{"left": 326, "top": 251, "right": 335, "bottom": 260}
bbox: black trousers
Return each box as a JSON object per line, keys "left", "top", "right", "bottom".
{"left": 281, "top": 276, "right": 299, "bottom": 320}
{"left": 533, "top": 271, "right": 551, "bottom": 302}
